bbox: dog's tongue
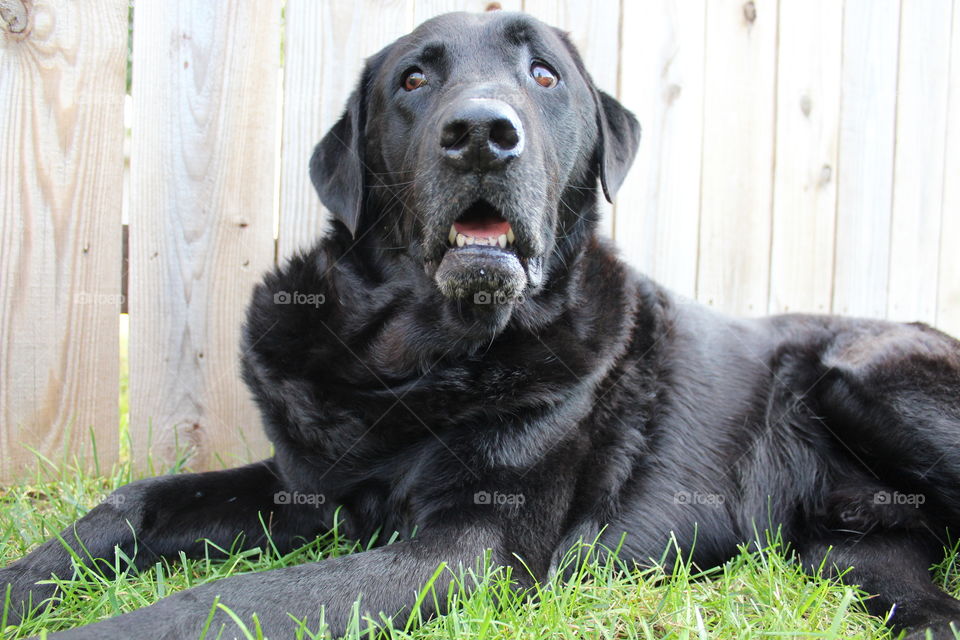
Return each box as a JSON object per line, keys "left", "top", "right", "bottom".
{"left": 454, "top": 218, "right": 511, "bottom": 238}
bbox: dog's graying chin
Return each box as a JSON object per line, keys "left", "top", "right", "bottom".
{"left": 309, "top": 10, "right": 638, "bottom": 333}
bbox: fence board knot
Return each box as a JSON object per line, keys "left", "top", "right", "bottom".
{"left": 0, "top": 0, "right": 29, "bottom": 34}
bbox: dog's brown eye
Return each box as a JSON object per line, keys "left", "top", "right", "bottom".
{"left": 403, "top": 69, "right": 426, "bottom": 91}
{"left": 531, "top": 62, "right": 558, "bottom": 88}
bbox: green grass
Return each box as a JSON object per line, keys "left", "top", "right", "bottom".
{"left": 6, "top": 456, "right": 955, "bottom": 639}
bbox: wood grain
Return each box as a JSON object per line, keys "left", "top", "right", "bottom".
{"left": 128, "top": 0, "right": 279, "bottom": 472}
{"left": 616, "top": 0, "right": 706, "bottom": 299}
{"left": 831, "top": 0, "right": 900, "bottom": 319}
{"left": 415, "top": 0, "right": 521, "bottom": 21}
{"left": 277, "top": 0, "right": 417, "bottom": 261}
{"left": 886, "top": 0, "right": 952, "bottom": 324}
{"left": 697, "top": 0, "right": 778, "bottom": 315}
{"left": 0, "top": 0, "right": 125, "bottom": 481}
{"left": 768, "top": 0, "right": 842, "bottom": 314}
{"left": 937, "top": 1, "right": 960, "bottom": 336}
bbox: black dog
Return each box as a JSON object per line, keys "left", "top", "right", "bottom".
{"left": 4, "top": 11, "right": 960, "bottom": 639}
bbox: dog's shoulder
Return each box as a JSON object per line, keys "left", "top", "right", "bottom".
{"left": 241, "top": 229, "right": 376, "bottom": 373}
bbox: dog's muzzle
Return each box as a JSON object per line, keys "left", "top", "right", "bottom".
{"left": 430, "top": 98, "right": 534, "bottom": 306}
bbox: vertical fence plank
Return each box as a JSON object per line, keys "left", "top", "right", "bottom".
{"left": 831, "top": 0, "right": 899, "bottom": 319}
{"left": 278, "top": 0, "right": 417, "bottom": 260}
{"left": 522, "top": 0, "right": 620, "bottom": 239}
{"left": 275, "top": 0, "right": 324, "bottom": 260}
{"left": 697, "top": 0, "right": 778, "bottom": 315}
{"left": 768, "top": 0, "right": 842, "bottom": 315}
{"left": 938, "top": 0, "right": 960, "bottom": 336}
{"left": 886, "top": 0, "right": 952, "bottom": 324}
{"left": 0, "top": 0, "right": 125, "bottom": 481}
{"left": 616, "top": 0, "right": 705, "bottom": 299}
{"left": 129, "top": 0, "right": 279, "bottom": 471}
{"left": 415, "top": 0, "right": 520, "bottom": 18}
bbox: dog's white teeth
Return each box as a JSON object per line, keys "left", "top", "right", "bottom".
{"left": 451, "top": 230, "right": 514, "bottom": 248}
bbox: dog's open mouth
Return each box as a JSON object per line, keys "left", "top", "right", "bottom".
{"left": 447, "top": 200, "right": 516, "bottom": 249}
{"left": 433, "top": 199, "right": 529, "bottom": 304}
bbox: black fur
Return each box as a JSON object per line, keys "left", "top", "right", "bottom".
{"left": 4, "top": 11, "right": 960, "bottom": 640}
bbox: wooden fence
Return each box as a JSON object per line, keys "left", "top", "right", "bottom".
{"left": 0, "top": 0, "right": 957, "bottom": 482}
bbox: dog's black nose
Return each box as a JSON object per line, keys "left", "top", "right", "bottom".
{"left": 440, "top": 98, "right": 524, "bottom": 170}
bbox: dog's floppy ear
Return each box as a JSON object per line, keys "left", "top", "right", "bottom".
{"left": 552, "top": 28, "right": 640, "bottom": 203}
{"left": 309, "top": 57, "right": 381, "bottom": 236}
{"left": 594, "top": 89, "right": 641, "bottom": 203}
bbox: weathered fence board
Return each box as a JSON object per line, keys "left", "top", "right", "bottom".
{"left": 276, "top": 0, "right": 328, "bottom": 261}
{"left": 886, "top": 0, "right": 952, "bottom": 324}
{"left": 938, "top": 3, "right": 960, "bottom": 337}
{"left": 128, "top": 0, "right": 279, "bottom": 471}
{"left": 697, "top": 0, "right": 778, "bottom": 315}
{"left": 416, "top": 0, "right": 519, "bottom": 21}
{"left": 0, "top": 0, "right": 125, "bottom": 479}
{"left": 616, "top": 0, "right": 705, "bottom": 300}
{"left": 768, "top": 0, "right": 842, "bottom": 315}
{"left": 278, "top": 0, "right": 417, "bottom": 260}
{"left": 831, "top": 0, "right": 900, "bottom": 319}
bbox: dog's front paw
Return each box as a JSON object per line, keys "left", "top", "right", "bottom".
{"left": 0, "top": 563, "right": 59, "bottom": 624}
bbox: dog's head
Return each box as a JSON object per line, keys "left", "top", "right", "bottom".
{"left": 310, "top": 11, "right": 639, "bottom": 314}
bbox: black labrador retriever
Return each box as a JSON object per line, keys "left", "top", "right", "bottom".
{"left": 4, "top": 11, "right": 960, "bottom": 639}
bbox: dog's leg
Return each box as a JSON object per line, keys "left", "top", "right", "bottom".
{"left": 42, "top": 525, "right": 504, "bottom": 639}
{"left": 0, "top": 459, "right": 323, "bottom": 624}
{"left": 800, "top": 530, "right": 960, "bottom": 639}
{"left": 818, "top": 323, "right": 960, "bottom": 514}
{"left": 810, "top": 325, "right": 960, "bottom": 636}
